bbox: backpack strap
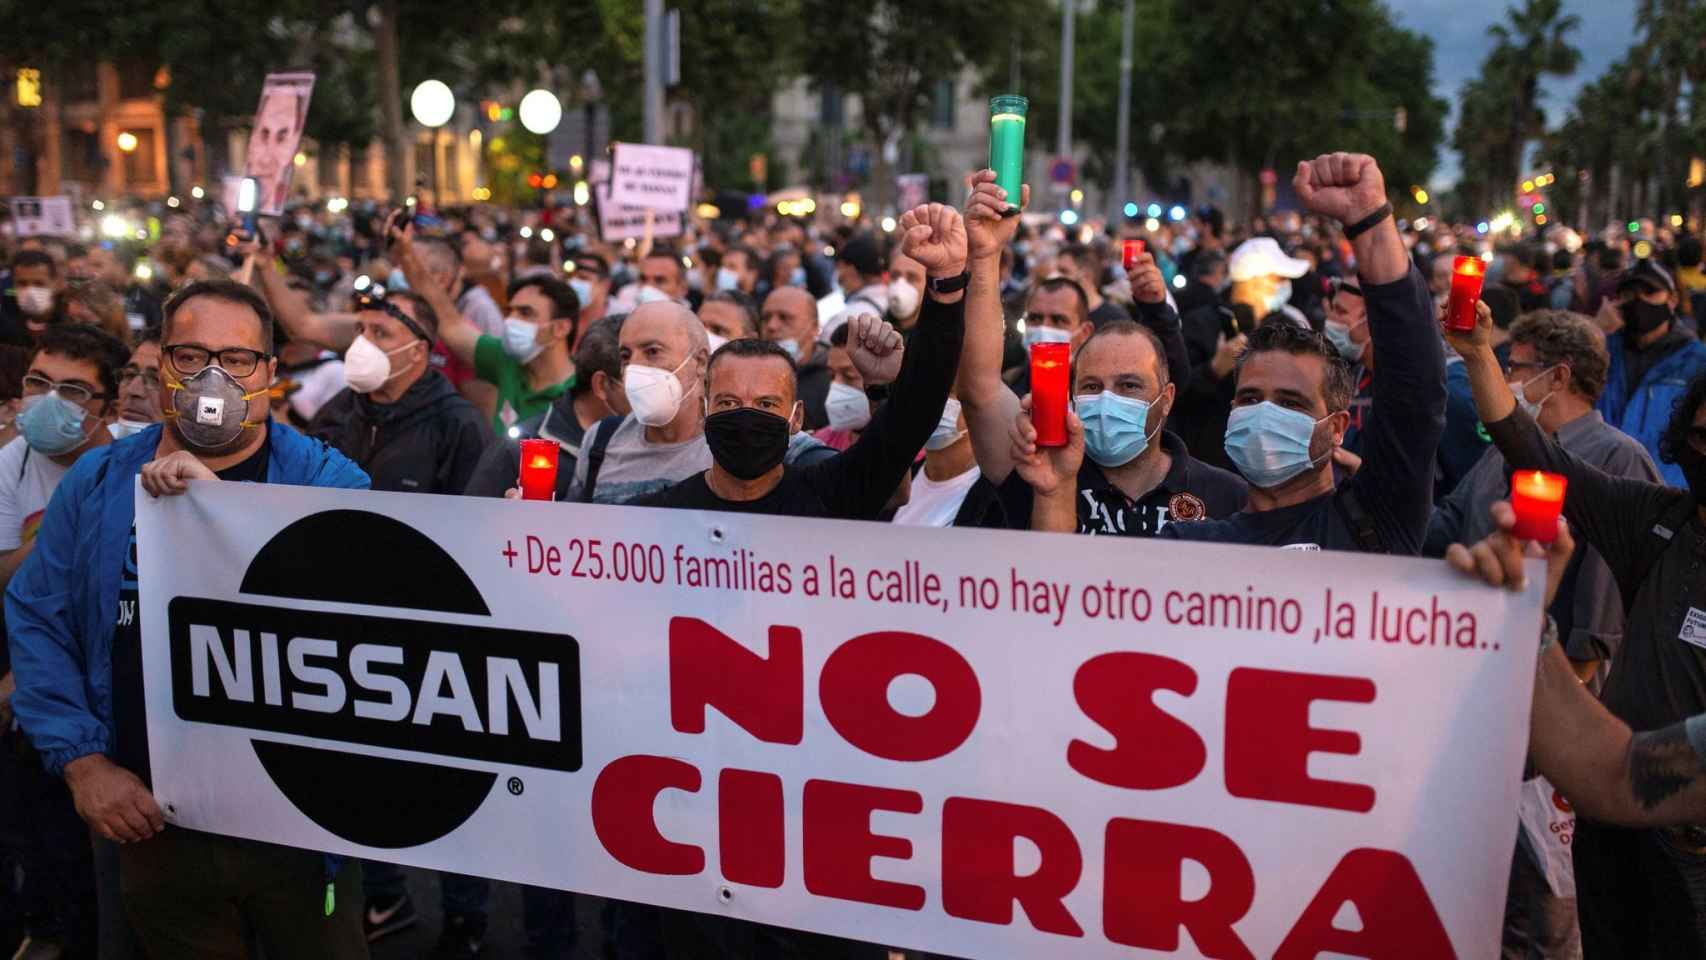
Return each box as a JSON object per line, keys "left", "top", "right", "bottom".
{"left": 1334, "top": 483, "right": 1388, "bottom": 554}
{"left": 578, "top": 415, "right": 627, "bottom": 504}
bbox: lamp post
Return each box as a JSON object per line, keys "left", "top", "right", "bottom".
{"left": 410, "top": 80, "right": 453, "bottom": 205}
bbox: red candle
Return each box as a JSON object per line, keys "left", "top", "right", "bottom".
{"left": 1444, "top": 255, "right": 1485, "bottom": 332}
{"left": 1510, "top": 471, "right": 1566, "bottom": 542}
{"left": 1030, "top": 342, "right": 1071, "bottom": 447}
{"left": 1122, "top": 238, "right": 1146, "bottom": 271}
{"left": 518, "top": 438, "right": 559, "bottom": 501}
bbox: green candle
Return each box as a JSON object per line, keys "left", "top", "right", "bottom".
{"left": 989, "top": 95, "right": 1027, "bottom": 214}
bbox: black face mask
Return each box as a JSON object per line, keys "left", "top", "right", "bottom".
{"left": 1678, "top": 448, "right": 1706, "bottom": 506}
{"left": 1622, "top": 299, "right": 1673, "bottom": 337}
{"left": 704, "top": 407, "right": 791, "bottom": 481}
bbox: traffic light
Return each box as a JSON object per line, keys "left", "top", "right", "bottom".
{"left": 527, "top": 173, "right": 544, "bottom": 189}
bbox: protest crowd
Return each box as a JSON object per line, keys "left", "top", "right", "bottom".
{"left": 4, "top": 43, "right": 1706, "bottom": 960}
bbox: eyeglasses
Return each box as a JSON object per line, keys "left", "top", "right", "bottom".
{"left": 163, "top": 344, "right": 272, "bottom": 378}
{"left": 22, "top": 374, "right": 104, "bottom": 406}
{"left": 1504, "top": 360, "right": 1548, "bottom": 376}
{"left": 120, "top": 365, "right": 162, "bottom": 390}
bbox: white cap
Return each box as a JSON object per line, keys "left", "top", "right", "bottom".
{"left": 1227, "top": 237, "right": 1311, "bottom": 283}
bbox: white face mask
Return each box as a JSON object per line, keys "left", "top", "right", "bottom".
{"left": 715, "top": 267, "right": 741, "bottom": 292}
{"left": 889, "top": 278, "right": 921, "bottom": 320}
{"left": 503, "top": 316, "right": 545, "bottom": 364}
{"left": 16, "top": 287, "right": 53, "bottom": 317}
{"left": 343, "top": 334, "right": 418, "bottom": 394}
{"left": 825, "top": 381, "right": 871, "bottom": 431}
{"left": 706, "top": 332, "right": 729, "bottom": 353}
{"left": 635, "top": 285, "right": 672, "bottom": 305}
{"left": 775, "top": 338, "right": 804, "bottom": 362}
{"left": 1262, "top": 280, "right": 1293, "bottom": 316}
{"left": 925, "top": 397, "right": 964, "bottom": 451}
{"left": 624, "top": 353, "right": 696, "bottom": 427}
{"left": 1509, "top": 367, "right": 1558, "bottom": 419}
{"left": 1023, "top": 324, "right": 1074, "bottom": 347}
{"left": 109, "top": 418, "right": 152, "bottom": 439}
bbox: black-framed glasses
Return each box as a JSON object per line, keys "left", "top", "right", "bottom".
{"left": 22, "top": 374, "right": 103, "bottom": 406}
{"left": 163, "top": 344, "right": 272, "bottom": 378}
{"left": 120, "top": 365, "right": 162, "bottom": 391}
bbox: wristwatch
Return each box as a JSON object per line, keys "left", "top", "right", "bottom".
{"left": 928, "top": 271, "right": 971, "bottom": 296}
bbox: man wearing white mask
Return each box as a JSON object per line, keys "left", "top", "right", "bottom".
{"left": 429, "top": 270, "right": 579, "bottom": 436}
{"left": 9, "top": 250, "right": 63, "bottom": 338}
{"left": 307, "top": 286, "right": 486, "bottom": 495}
{"left": 716, "top": 245, "right": 762, "bottom": 298}
{"left": 566, "top": 301, "right": 863, "bottom": 504}
{"left": 760, "top": 287, "right": 833, "bottom": 429}
{"left": 1226, "top": 236, "right": 1312, "bottom": 329}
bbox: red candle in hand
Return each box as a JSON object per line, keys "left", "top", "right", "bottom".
{"left": 1122, "top": 238, "right": 1146, "bottom": 271}
{"left": 1030, "top": 342, "right": 1071, "bottom": 447}
{"left": 1510, "top": 471, "right": 1566, "bottom": 542}
{"left": 1445, "top": 255, "right": 1485, "bottom": 332}
{"left": 518, "top": 438, "right": 560, "bottom": 501}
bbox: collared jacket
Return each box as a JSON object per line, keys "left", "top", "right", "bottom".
{"left": 5, "top": 422, "right": 369, "bottom": 776}
{"left": 1599, "top": 330, "right": 1706, "bottom": 488}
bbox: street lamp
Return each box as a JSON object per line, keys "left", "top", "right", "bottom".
{"left": 519, "top": 89, "right": 562, "bottom": 135}
{"left": 116, "top": 131, "right": 138, "bottom": 153}
{"left": 410, "top": 80, "right": 454, "bottom": 128}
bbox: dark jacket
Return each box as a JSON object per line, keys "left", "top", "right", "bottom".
{"left": 308, "top": 369, "right": 487, "bottom": 495}
{"left": 463, "top": 390, "right": 587, "bottom": 500}
{"left": 797, "top": 342, "right": 833, "bottom": 431}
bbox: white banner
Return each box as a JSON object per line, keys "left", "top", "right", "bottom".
{"left": 595, "top": 182, "right": 683, "bottom": 242}
{"left": 139, "top": 482, "right": 1542, "bottom": 958}
{"left": 9, "top": 196, "right": 73, "bottom": 237}
{"left": 609, "top": 142, "right": 695, "bottom": 212}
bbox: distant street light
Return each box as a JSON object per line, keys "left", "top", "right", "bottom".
{"left": 410, "top": 80, "right": 455, "bottom": 128}
{"left": 116, "top": 131, "right": 138, "bottom": 153}
{"left": 519, "top": 89, "right": 562, "bottom": 135}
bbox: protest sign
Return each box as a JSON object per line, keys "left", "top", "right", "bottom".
{"left": 8, "top": 196, "right": 74, "bottom": 237}
{"left": 609, "top": 142, "right": 695, "bottom": 212}
{"left": 140, "top": 482, "right": 1543, "bottom": 958}
{"left": 243, "top": 72, "right": 316, "bottom": 216}
{"left": 595, "top": 182, "right": 683, "bottom": 242}
{"left": 896, "top": 174, "right": 930, "bottom": 212}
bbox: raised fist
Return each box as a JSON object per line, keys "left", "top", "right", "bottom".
{"left": 1293, "top": 153, "right": 1387, "bottom": 226}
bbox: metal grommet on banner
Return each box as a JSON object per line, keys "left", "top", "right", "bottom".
{"left": 709, "top": 526, "right": 726, "bottom": 544}
{"left": 717, "top": 885, "right": 733, "bottom": 903}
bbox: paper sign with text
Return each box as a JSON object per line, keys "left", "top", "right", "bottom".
{"left": 609, "top": 142, "right": 695, "bottom": 212}
{"left": 595, "top": 182, "right": 683, "bottom": 242}
{"left": 139, "top": 482, "right": 1542, "bottom": 959}
{"left": 9, "top": 196, "right": 74, "bottom": 237}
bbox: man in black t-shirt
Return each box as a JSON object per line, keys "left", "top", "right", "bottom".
{"left": 635, "top": 202, "right": 966, "bottom": 520}
{"left": 1158, "top": 152, "right": 1444, "bottom": 555}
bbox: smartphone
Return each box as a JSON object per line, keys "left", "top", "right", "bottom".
{"left": 236, "top": 176, "right": 259, "bottom": 237}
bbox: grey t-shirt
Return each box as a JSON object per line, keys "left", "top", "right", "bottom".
{"left": 1426, "top": 410, "right": 1660, "bottom": 668}
{"left": 568, "top": 416, "right": 835, "bottom": 504}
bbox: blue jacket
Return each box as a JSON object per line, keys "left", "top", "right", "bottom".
{"left": 5, "top": 422, "right": 369, "bottom": 776}
{"left": 1598, "top": 331, "right": 1706, "bottom": 489}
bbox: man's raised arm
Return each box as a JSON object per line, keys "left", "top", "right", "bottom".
{"left": 959, "top": 170, "right": 1027, "bottom": 484}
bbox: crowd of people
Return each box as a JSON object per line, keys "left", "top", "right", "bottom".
{"left": 1, "top": 147, "right": 1706, "bottom": 960}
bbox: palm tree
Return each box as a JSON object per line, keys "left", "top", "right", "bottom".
{"left": 1634, "top": 0, "right": 1706, "bottom": 217}
{"left": 1486, "top": 0, "right": 1582, "bottom": 196}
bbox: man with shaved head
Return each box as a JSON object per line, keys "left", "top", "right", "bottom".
{"left": 565, "top": 300, "right": 835, "bottom": 504}
{"left": 760, "top": 286, "right": 832, "bottom": 428}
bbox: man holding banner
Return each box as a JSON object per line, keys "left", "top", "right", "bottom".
{"left": 5, "top": 280, "right": 371, "bottom": 958}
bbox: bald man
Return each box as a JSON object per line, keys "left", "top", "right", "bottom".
{"left": 566, "top": 301, "right": 835, "bottom": 503}
{"left": 761, "top": 287, "right": 832, "bottom": 429}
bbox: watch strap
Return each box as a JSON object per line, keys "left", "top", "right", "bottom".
{"left": 1343, "top": 202, "right": 1393, "bottom": 242}
{"left": 928, "top": 270, "right": 971, "bottom": 295}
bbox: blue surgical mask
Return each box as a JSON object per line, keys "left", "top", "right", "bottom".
{"left": 386, "top": 268, "right": 410, "bottom": 292}
{"left": 1510, "top": 367, "right": 1558, "bottom": 419}
{"left": 18, "top": 391, "right": 91, "bottom": 456}
{"left": 569, "top": 277, "right": 594, "bottom": 306}
{"left": 788, "top": 267, "right": 807, "bottom": 287}
{"left": 503, "top": 316, "right": 545, "bottom": 363}
{"left": 1223, "top": 401, "right": 1330, "bottom": 488}
{"left": 715, "top": 267, "right": 741, "bottom": 292}
{"left": 1077, "top": 391, "right": 1159, "bottom": 468}
{"left": 1262, "top": 280, "right": 1292, "bottom": 316}
{"left": 1024, "top": 324, "right": 1074, "bottom": 348}
{"left": 1323, "top": 320, "right": 1363, "bottom": 364}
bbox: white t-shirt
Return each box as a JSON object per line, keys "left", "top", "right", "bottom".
{"left": 0, "top": 436, "right": 69, "bottom": 550}
{"left": 893, "top": 463, "right": 981, "bottom": 528}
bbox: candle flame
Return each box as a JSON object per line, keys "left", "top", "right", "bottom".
{"left": 528, "top": 455, "right": 552, "bottom": 470}
{"left": 1454, "top": 255, "right": 1484, "bottom": 278}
